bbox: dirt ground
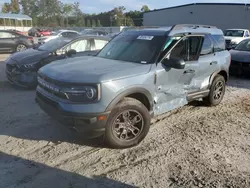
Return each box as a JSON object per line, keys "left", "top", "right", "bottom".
{"left": 0, "top": 54, "right": 250, "bottom": 188}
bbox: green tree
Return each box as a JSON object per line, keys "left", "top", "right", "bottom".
{"left": 1, "top": 3, "right": 11, "bottom": 13}
{"left": 86, "top": 19, "right": 91, "bottom": 27}
{"left": 141, "top": 5, "right": 150, "bottom": 12}
{"left": 97, "top": 19, "right": 102, "bottom": 27}
{"left": 91, "top": 19, "right": 96, "bottom": 27}
{"left": 11, "top": 0, "right": 20, "bottom": 13}
{"left": 62, "top": 3, "right": 73, "bottom": 27}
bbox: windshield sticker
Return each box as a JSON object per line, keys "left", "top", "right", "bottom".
{"left": 137, "top": 35, "right": 154, "bottom": 40}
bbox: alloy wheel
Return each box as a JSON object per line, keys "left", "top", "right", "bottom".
{"left": 213, "top": 81, "right": 224, "bottom": 100}
{"left": 112, "top": 110, "right": 144, "bottom": 141}
{"left": 16, "top": 44, "right": 27, "bottom": 52}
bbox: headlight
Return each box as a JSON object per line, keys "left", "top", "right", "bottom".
{"left": 17, "top": 62, "right": 38, "bottom": 70}
{"left": 62, "top": 85, "right": 99, "bottom": 102}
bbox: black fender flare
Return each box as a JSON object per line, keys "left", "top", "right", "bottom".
{"left": 106, "top": 87, "right": 154, "bottom": 112}
{"left": 209, "top": 70, "right": 228, "bottom": 88}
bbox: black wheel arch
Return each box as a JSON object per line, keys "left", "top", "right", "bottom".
{"left": 106, "top": 87, "right": 154, "bottom": 113}
{"left": 209, "top": 70, "right": 228, "bottom": 88}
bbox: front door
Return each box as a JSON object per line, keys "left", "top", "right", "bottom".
{"left": 153, "top": 35, "right": 203, "bottom": 115}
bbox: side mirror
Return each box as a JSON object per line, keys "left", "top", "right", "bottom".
{"left": 162, "top": 57, "right": 185, "bottom": 69}
{"left": 66, "top": 49, "right": 77, "bottom": 57}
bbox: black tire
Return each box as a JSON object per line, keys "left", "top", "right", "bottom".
{"left": 203, "top": 75, "right": 226, "bottom": 106}
{"left": 105, "top": 97, "right": 151, "bottom": 149}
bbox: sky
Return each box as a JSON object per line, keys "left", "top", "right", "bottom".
{"left": 0, "top": 0, "right": 250, "bottom": 14}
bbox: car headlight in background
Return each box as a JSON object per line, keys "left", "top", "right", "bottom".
{"left": 62, "top": 85, "right": 100, "bottom": 102}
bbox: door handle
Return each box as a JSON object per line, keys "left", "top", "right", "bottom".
{"left": 210, "top": 61, "right": 218, "bottom": 65}
{"left": 184, "top": 69, "right": 195, "bottom": 74}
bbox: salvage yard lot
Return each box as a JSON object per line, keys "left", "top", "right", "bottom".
{"left": 0, "top": 54, "right": 250, "bottom": 188}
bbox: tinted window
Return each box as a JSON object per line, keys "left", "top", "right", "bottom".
{"left": 38, "top": 37, "right": 71, "bottom": 51}
{"left": 0, "top": 32, "right": 15, "bottom": 38}
{"left": 235, "top": 39, "right": 250, "bottom": 51}
{"left": 98, "top": 34, "right": 166, "bottom": 64}
{"left": 211, "top": 35, "right": 225, "bottom": 52}
{"left": 64, "top": 39, "right": 91, "bottom": 52}
{"left": 170, "top": 36, "right": 202, "bottom": 61}
{"left": 224, "top": 30, "right": 244, "bottom": 37}
{"left": 200, "top": 35, "right": 213, "bottom": 55}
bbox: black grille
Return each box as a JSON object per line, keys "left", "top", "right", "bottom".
{"left": 37, "top": 91, "right": 59, "bottom": 109}
{"left": 225, "top": 39, "right": 231, "bottom": 44}
{"left": 6, "top": 64, "right": 16, "bottom": 72}
{"left": 38, "top": 82, "right": 68, "bottom": 100}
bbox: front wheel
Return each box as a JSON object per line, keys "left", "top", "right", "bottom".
{"left": 203, "top": 75, "right": 226, "bottom": 106}
{"left": 105, "top": 98, "right": 151, "bottom": 149}
{"left": 16, "top": 44, "right": 27, "bottom": 52}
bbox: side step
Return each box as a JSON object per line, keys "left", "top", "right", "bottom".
{"left": 187, "top": 90, "right": 210, "bottom": 102}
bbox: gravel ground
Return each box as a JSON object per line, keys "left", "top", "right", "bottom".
{"left": 0, "top": 55, "right": 250, "bottom": 188}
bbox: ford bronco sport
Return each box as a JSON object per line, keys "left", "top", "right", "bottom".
{"left": 36, "top": 24, "right": 230, "bottom": 148}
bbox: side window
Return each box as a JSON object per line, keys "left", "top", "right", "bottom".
{"left": 200, "top": 35, "right": 213, "bottom": 56}
{"left": 0, "top": 32, "right": 15, "bottom": 38}
{"left": 66, "top": 39, "right": 91, "bottom": 52}
{"left": 170, "top": 36, "right": 202, "bottom": 61}
{"left": 245, "top": 31, "right": 249, "bottom": 37}
{"left": 94, "top": 39, "right": 108, "bottom": 50}
{"left": 67, "top": 32, "right": 78, "bottom": 37}
{"left": 211, "top": 35, "right": 226, "bottom": 52}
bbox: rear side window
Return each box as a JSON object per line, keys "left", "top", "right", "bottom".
{"left": 200, "top": 35, "right": 213, "bottom": 55}
{"left": 211, "top": 35, "right": 225, "bottom": 52}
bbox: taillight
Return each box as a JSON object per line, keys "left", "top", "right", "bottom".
{"left": 28, "top": 37, "right": 34, "bottom": 42}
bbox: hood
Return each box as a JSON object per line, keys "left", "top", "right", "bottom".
{"left": 230, "top": 49, "right": 250, "bottom": 63}
{"left": 9, "top": 48, "right": 50, "bottom": 65}
{"left": 39, "top": 56, "right": 151, "bottom": 83}
{"left": 224, "top": 36, "right": 244, "bottom": 43}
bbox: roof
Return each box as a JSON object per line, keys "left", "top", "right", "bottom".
{"left": 144, "top": 3, "right": 250, "bottom": 14}
{"left": 0, "top": 13, "right": 32, "bottom": 20}
{"left": 120, "top": 25, "right": 223, "bottom": 36}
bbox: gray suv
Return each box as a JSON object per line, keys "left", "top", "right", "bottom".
{"left": 36, "top": 24, "right": 230, "bottom": 148}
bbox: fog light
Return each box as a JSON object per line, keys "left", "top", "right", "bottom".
{"left": 98, "top": 115, "right": 107, "bottom": 121}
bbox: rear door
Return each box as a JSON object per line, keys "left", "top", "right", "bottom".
{"left": 189, "top": 34, "right": 220, "bottom": 92}
{"left": 0, "top": 31, "right": 16, "bottom": 52}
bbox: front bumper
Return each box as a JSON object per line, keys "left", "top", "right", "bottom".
{"left": 230, "top": 61, "right": 250, "bottom": 76}
{"left": 36, "top": 90, "right": 110, "bottom": 138}
{"left": 5, "top": 69, "right": 38, "bottom": 88}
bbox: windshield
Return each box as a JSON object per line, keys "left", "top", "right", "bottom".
{"left": 97, "top": 33, "right": 167, "bottom": 63}
{"left": 235, "top": 40, "right": 250, "bottom": 51}
{"left": 224, "top": 30, "right": 244, "bottom": 37}
{"left": 38, "top": 37, "right": 71, "bottom": 51}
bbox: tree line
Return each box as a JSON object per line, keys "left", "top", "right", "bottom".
{"left": 1, "top": 0, "right": 150, "bottom": 27}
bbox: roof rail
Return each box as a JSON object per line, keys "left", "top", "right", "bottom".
{"left": 172, "top": 24, "right": 217, "bottom": 30}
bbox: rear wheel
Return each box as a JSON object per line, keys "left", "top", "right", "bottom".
{"left": 105, "top": 98, "right": 151, "bottom": 149}
{"left": 203, "top": 75, "right": 226, "bottom": 106}
{"left": 16, "top": 44, "right": 27, "bottom": 52}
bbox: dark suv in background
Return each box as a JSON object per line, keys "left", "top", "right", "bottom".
{"left": 0, "top": 30, "right": 34, "bottom": 53}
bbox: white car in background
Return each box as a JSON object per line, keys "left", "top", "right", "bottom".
{"left": 38, "top": 30, "right": 80, "bottom": 43}
{"left": 224, "top": 29, "right": 250, "bottom": 49}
